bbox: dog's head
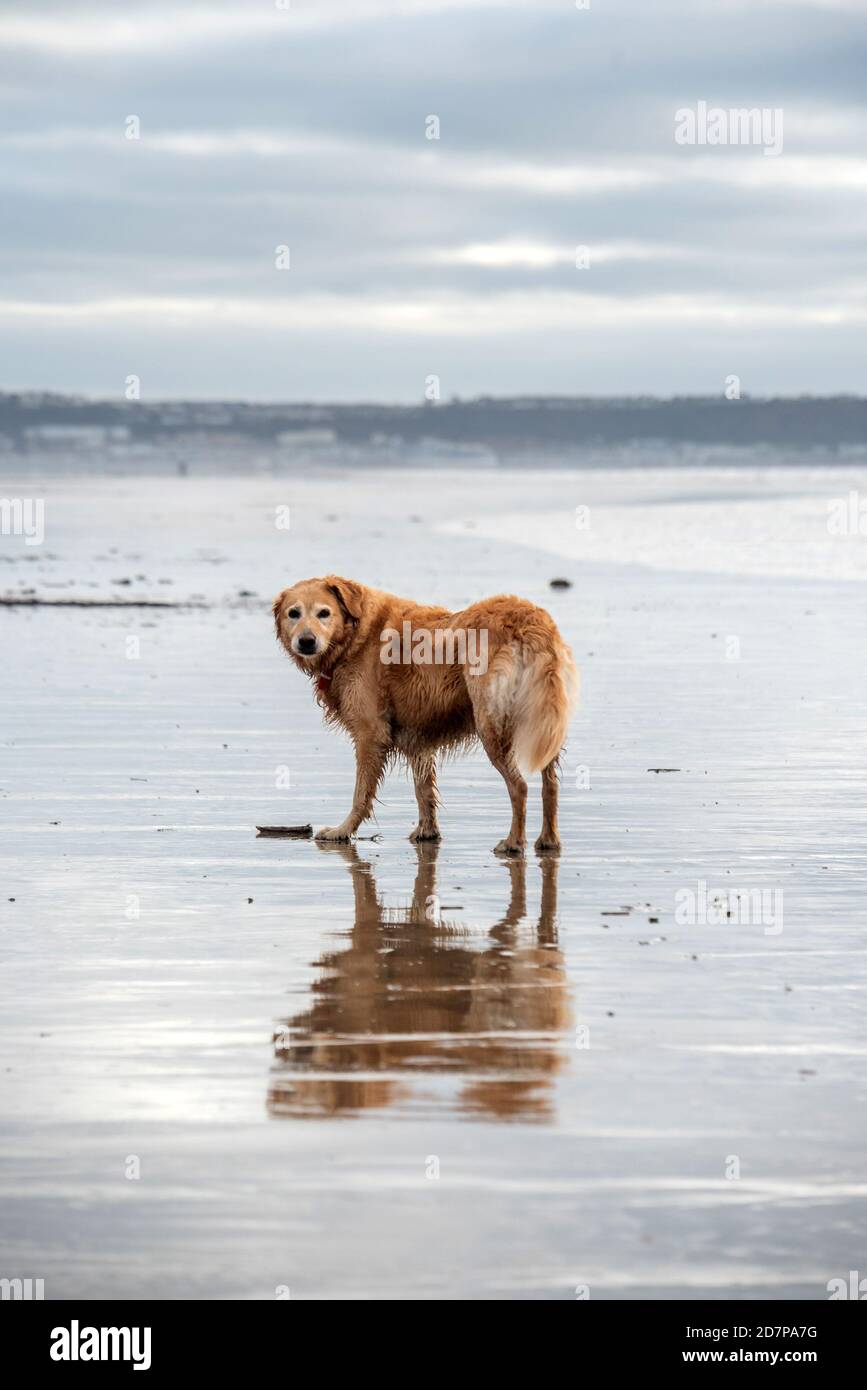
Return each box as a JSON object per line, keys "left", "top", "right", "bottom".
{"left": 272, "top": 574, "right": 365, "bottom": 669}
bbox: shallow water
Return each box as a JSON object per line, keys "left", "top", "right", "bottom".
{"left": 1, "top": 461, "right": 866, "bottom": 1298}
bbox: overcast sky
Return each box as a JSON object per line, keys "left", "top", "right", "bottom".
{"left": 1, "top": 0, "right": 866, "bottom": 401}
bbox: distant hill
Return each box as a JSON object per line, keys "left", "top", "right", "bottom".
{"left": 1, "top": 391, "right": 866, "bottom": 452}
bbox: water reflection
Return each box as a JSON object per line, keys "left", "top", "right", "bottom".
{"left": 268, "top": 843, "right": 571, "bottom": 1122}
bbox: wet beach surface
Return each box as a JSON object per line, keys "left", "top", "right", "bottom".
{"left": 1, "top": 463, "right": 866, "bottom": 1298}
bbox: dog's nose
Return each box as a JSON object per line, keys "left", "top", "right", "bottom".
{"left": 297, "top": 633, "right": 318, "bottom": 655}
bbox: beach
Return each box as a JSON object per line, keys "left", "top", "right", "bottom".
{"left": 1, "top": 458, "right": 866, "bottom": 1299}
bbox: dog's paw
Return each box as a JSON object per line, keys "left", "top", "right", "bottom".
{"left": 315, "top": 825, "right": 352, "bottom": 842}
{"left": 409, "top": 824, "right": 441, "bottom": 843}
{"left": 494, "top": 838, "right": 525, "bottom": 856}
{"left": 534, "top": 835, "right": 561, "bottom": 855}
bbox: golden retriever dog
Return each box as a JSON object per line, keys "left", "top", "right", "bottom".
{"left": 272, "top": 575, "right": 578, "bottom": 854}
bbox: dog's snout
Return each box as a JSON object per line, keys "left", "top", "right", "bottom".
{"left": 297, "top": 632, "right": 318, "bottom": 655}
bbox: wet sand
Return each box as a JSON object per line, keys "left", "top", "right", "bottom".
{"left": 1, "top": 462, "right": 866, "bottom": 1298}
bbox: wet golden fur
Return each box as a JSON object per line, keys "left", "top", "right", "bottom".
{"left": 272, "top": 574, "right": 578, "bottom": 853}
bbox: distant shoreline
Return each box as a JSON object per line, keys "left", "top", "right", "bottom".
{"left": 2, "top": 391, "right": 867, "bottom": 453}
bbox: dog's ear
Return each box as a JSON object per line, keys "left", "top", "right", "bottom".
{"left": 324, "top": 575, "right": 365, "bottom": 623}
{"left": 272, "top": 589, "right": 289, "bottom": 639}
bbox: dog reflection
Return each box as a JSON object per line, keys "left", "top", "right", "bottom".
{"left": 267, "top": 843, "right": 570, "bottom": 1122}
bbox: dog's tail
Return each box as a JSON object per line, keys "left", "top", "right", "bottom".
{"left": 511, "top": 641, "right": 579, "bottom": 776}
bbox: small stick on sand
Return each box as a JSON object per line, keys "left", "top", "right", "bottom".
{"left": 255, "top": 825, "right": 383, "bottom": 842}
{"left": 256, "top": 824, "right": 313, "bottom": 838}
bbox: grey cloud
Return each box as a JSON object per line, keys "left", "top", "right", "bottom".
{"left": 1, "top": 0, "right": 865, "bottom": 396}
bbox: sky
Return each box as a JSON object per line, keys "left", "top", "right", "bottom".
{"left": 1, "top": 0, "right": 866, "bottom": 401}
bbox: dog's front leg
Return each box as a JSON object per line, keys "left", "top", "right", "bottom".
{"left": 409, "top": 755, "right": 440, "bottom": 842}
{"left": 315, "top": 738, "right": 388, "bottom": 841}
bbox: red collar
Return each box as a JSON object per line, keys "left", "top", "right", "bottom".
{"left": 317, "top": 668, "right": 333, "bottom": 694}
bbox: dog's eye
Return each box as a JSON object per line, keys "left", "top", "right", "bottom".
{"left": 286, "top": 607, "right": 301, "bottom": 619}
{"left": 316, "top": 608, "right": 331, "bottom": 619}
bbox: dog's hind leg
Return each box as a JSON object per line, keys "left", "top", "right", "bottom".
{"left": 535, "top": 757, "right": 561, "bottom": 854}
{"left": 474, "top": 713, "right": 527, "bottom": 856}
{"left": 409, "top": 755, "right": 441, "bottom": 842}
